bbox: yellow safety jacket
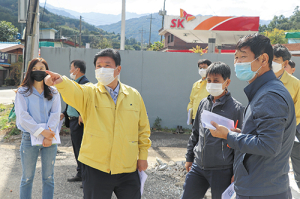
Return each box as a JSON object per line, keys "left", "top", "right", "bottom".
{"left": 280, "top": 70, "right": 300, "bottom": 127}
{"left": 187, "top": 79, "right": 210, "bottom": 119}
{"left": 55, "top": 76, "right": 151, "bottom": 174}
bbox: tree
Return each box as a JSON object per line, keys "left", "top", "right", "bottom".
{"left": 97, "top": 37, "right": 113, "bottom": 49}
{"left": 149, "top": 41, "right": 164, "bottom": 51}
{"left": 0, "top": 20, "right": 18, "bottom": 42}
{"left": 261, "top": 28, "right": 287, "bottom": 44}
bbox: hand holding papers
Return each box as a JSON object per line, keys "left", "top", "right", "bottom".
{"left": 30, "top": 119, "right": 63, "bottom": 146}
{"left": 201, "top": 110, "right": 234, "bottom": 130}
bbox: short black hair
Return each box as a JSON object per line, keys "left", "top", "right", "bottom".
{"left": 206, "top": 61, "right": 231, "bottom": 80}
{"left": 71, "top": 60, "right": 86, "bottom": 74}
{"left": 93, "top": 48, "right": 121, "bottom": 67}
{"left": 273, "top": 44, "right": 291, "bottom": 61}
{"left": 236, "top": 33, "right": 273, "bottom": 69}
{"left": 289, "top": 60, "right": 295, "bottom": 68}
{"left": 198, "top": 59, "right": 212, "bottom": 67}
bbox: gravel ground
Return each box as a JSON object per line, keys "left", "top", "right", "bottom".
{"left": 1, "top": 131, "right": 299, "bottom": 199}
{"left": 0, "top": 131, "right": 195, "bottom": 199}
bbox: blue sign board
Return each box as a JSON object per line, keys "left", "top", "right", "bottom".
{"left": 0, "top": 52, "right": 8, "bottom": 63}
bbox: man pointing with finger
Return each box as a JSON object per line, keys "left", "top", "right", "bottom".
{"left": 44, "top": 48, "right": 151, "bottom": 199}
{"left": 210, "top": 34, "right": 296, "bottom": 199}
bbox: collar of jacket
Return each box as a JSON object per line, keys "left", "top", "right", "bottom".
{"left": 197, "top": 78, "right": 206, "bottom": 88}
{"left": 244, "top": 70, "right": 277, "bottom": 102}
{"left": 279, "top": 70, "right": 289, "bottom": 84}
{"left": 207, "top": 91, "right": 231, "bottom": 105}
{"left": 97, "top": 81, "right": 129, "bottom": 95}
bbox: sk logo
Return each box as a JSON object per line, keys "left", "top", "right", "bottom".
{"left": 180, "top": 9, "right": 195, "bottom": 22}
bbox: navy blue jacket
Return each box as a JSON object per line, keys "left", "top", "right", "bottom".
{"left": 186, "top": 92, "right": 244, "bottom": 170}
{"left": 227, "top": 71, "right": 296, "bottom": 196}
{"left": 63, "top": 75, "right": 90, "bottom": 127}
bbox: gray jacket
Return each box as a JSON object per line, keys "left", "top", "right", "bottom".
{"left": 186, "top": 92, "right": 244, "bottom": 170}
{"left": 227, "top": 71, "right": 296, "bottom": 197}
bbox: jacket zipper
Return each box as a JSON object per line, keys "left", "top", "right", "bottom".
{"left": 222, "top": 141, "right": 225, "bottom": 161}
{"left": 202, "top": 100, "right": 214, "bottom": 168}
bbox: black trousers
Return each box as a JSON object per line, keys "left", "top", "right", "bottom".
{"left": 69, "top": 118, "right": 84, "bottom": 177}
{"left": 181, "top": 163, "right": 233, "bottom": 199}
{"left": 82, "top": 164, "right": 141, "bottom": 199}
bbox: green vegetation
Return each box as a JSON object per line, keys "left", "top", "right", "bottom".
{"left": 0, "top": 103, "right": 20, "bottom": 139}
{"left": 0, "top": 20, "right": 18, "bottom": 42}
{"left": 259, "top": 6, "right": 300, "bottom": 44}
{"left": 0, "top": 0, "right": 142, "bottom": 50}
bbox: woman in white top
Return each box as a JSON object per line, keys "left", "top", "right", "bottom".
{"left": 15, "top": 58, "right": 61, "bottom": 199}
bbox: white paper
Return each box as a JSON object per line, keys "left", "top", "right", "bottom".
{"left": 201, "top": 110, "right": 234, "bottom": 130}
{"left": 222, "top": 182, "right": 236, "bottom": 199}
{"left": 295, "top": 136, "right": 299, "bottom": 142}
{"left": 30, "top": 120, "right": 63, "bottom": 146}
{"left": 187, "top": 108, "right": 193, "bottom": 125}
{"left": 138, "top": 170, "right": 148, "bottom": 195}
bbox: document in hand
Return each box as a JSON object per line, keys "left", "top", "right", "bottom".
{"left": 138, "top": 170, "right": 148, "bottom": 195}
{"left": 201, "top": 110, "right": 234, "bottom": 130}
{"left": 222, "top": 182, "right": 236, "bottom": 199}
{"left": 187, "top": 108, "right": 193, "bottom": 125}
{"left": 30, "top": 119, "right": 63, "bottom": 146}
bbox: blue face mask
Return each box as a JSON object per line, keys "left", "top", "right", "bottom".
{"left": 234, "top": 57, "right": 261, "bottom": 81}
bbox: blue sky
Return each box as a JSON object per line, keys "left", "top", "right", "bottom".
{"left": 39, "top": 0, "right": 299, "bottom": 20}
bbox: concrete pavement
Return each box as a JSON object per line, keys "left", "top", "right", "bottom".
{"left": 0, "top": 87, "right": 17, "bottom": 104}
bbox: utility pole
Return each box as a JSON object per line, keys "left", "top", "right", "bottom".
{"left": 120, "top": 0, "right": 126, "bottom": 50}
{"left": 60, "top": 27, "right": 62, "bottom": 39}
{"left": 79, "top": 15, "right": 82, "bottom": 48}
{"left": 139, "top": 27, "right": 145, "bottom": 51}
{"left": 147, "top": 14, "right": 155, "bottom": 47}
{"left": 159, "top": 0, "right": 166, "bottom": 42}
{"left": 21, "top": 0, "right": 39, "bottom": 83}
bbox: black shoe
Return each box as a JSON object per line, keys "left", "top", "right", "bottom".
{"left": 67, "top": 176, "right": 82, "bottom": 182}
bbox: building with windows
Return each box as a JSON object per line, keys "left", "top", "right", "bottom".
{"left": 0, "top": 42, "right": 24, "bottom": 86}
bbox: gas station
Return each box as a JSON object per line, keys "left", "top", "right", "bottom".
{"left": 159, "top": 9, "right": 260, "bottom": 53}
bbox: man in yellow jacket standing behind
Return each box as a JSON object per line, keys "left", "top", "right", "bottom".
{"left": 44, "top": 48, "right": 151, "bottom": 199}
{"left": 273, "top": 44, "right": 300, "bottom": 189}
{"left": 187, "top": 59, "right": 211, "bottom": 125}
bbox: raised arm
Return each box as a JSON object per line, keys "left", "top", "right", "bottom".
{"left": 45, "top": 71, "right": 89, "bottom": 115}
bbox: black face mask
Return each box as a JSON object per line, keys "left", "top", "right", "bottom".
{"left": 31, "top": 71, "right": 47, "bottom": 82}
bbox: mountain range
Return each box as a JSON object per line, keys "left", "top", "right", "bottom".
{"left": 40, "top": 3, "right": 150, "bottom": 26}
{"left": 40, "top": 3, "right": 271, "bottom": 44}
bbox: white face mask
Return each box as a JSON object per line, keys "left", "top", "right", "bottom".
{"left": 70, "top": 69, "right": 77, "bottom": 80}
{"left": 95, "top": 67, "right": 118, "bottom": 86}
{"left": 198, "top": 68, "right": 207, "bottom": 78}
{"left": 206, "top": 80, "right": 227, "bottom": 97}
{"left": 272, "top": 61, "right": 283, "bottom": 73}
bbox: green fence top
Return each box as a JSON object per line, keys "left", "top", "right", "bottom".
{"left": 286, "top": 32, "right": 300, "bottom": 39}
{"left": 39, "top": 41, "right": 54, "bottom": 48}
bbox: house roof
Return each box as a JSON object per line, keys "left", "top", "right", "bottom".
{"left": 0, "top": 42, "right": 23, "bottom": 52}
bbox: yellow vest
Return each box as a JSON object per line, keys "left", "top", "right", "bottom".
{"left": 56, "top": 76, "right": 151, "bottom": 174}
{"left": 280, "top": 70, "right": 300, "bottom": 126}
{"left": 187, "top": 79, "right": 210, "bottom": 119}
